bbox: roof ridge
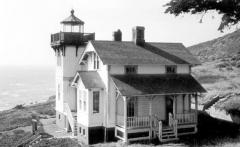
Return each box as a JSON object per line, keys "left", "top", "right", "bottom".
{"left": 92, "top": 40, "right": 184, "bottom": 44}
{"left": 147, "top": 41, "right": 183, "bottom": 44}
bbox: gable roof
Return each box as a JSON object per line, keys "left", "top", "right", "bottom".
{"left": 77, "top": 71, "right": 105, "bottom": 89}
{"left": 90, "top": 41, "right": 200, "bottom": 65}
{"left": 111, "top": 74, "right": 206, "bottom": 96}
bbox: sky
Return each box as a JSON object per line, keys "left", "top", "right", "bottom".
{"left": 0, "top": 0, "right": 236, "bottom": 66}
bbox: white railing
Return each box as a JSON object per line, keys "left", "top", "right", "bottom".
{"left": 173, "top": 119, "right": 178, "bottom": 137}
{"left": 176, "top": 112, "right": 196, "bottom": 124}
{"left": 64, "top": 102, "right": 74, "bottom": 131}
{"left": 127, "top": 116, "right": 150, "bottom": 128}
{"left": 169, "top": 113, "right": 173, "bottom": 127}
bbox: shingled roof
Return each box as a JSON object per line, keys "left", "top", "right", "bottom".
{"left": 77, "top": 71, "right": 105, "bottom": 89}
{"left": 111, "top": 74, "right": 206, "bottom": 96}
{"left": 90, "top": 41, "right": 200, "bottom": 65}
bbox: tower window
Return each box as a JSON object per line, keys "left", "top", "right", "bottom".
{"left": 79, "top": 127, "right": 82, "bottom": 134}
{"left": 83, "top": 129, "right": 85, "bottom": 136}
{"left": 57, "top": 55, "right": 61, "bottom": 66}
{"left": 125, "top": 65, "right": 137, "bottom": 74}
{"left": 79, "top": 100, "right": 82, "bottom": 110}
{"left": 84, "top": 101, "right": 86, "bottom": 111}
{"left": 58, "top": 84, "right": 60, "bottom": 100}
{"left": 166, "top": 66, "right": 177, "bottom": 74}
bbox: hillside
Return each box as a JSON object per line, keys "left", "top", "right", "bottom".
{"left": 188, "top": 30, "right": 240, "bottom": 65}
{"left": 188, "top": 30, "right": 240, "bottom": 117}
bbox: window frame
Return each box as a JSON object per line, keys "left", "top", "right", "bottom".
{"left": 93, "top": 91, "right": 100, "bottom": 114}
{"left": 124, "top": 65, "right": 138, "bottom": 74}
{"left": 79, "top": 127, "right": 82, "bottom": 134}
{"left": 58, "top": 84, "right": 60, "bottom": 100}
{"left": 127, "top": 97, "right": 137, "bottom": 117}
{"left": 93, "top": 52, "right": 100, "bottom": 70}
{"left": 83, "top": 101, "right": 86, "bottom": 112}
{"left": 165, "top": 65, "right": 177, "bottom": 74}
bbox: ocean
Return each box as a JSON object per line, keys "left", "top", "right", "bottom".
{"left": 0, "top": 66, "right": 55, "bottom": 111}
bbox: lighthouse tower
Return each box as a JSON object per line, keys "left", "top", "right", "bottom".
{"left": 50, "top": 10, "right": 95, "bottom": 134}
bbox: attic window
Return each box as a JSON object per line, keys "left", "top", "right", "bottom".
{"left": 80, "top": 54, "right": 88, "bottom": 65}
{"left": 93, "top": 53, "right": 100, "bottom": 70}
{"left": 166, "top": 65, "right": 177, "bottom": 74}
{"left": 125, "top": 65, "right": 137, "bottom": 74}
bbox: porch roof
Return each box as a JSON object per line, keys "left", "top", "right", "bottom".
{"left": 111, "top": 74, "right": 206, "bottom": 96}
{"left": 77, "top": 71, "right": 105, "bottom": 89}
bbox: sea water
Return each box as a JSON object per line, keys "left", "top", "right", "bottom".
{"left": 0, "top": 66, "right": 55, "bottom": 111}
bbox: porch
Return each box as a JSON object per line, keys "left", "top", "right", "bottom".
{"left": 115, "top": 94, "right": 199, "bottom": 143}
{"left": 111, "top": 74, "right": 206, "bottom": 143}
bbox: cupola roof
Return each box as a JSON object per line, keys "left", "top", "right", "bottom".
{"left": 61, "top": 9, "right": 84, "bottom": 25}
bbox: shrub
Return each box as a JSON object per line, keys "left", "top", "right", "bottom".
{"left": 14, "top": 104, "right": 24, "bottom": 109}
{"left": 13, "top": 129, "right": 25, "bottom": 135}
{"left": 227, "top": 109, "right": 240, "bottom": 116}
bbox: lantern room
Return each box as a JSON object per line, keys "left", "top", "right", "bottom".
{"left": 61, "top": 9, "right": 84, "bottom": 33}
{"left": 51, "top": 10, "right": 95, "bottom": 48}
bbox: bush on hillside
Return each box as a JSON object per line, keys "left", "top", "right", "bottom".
{"left": 219, "top": 97, "right": 240, "bottom": 115}
{"left": 14, "top": 104, "right": 25, "bottom": 109}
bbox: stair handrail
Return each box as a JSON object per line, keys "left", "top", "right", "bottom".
{"left": 173, "top": 119, "right": 178, "bottom": 137}
{"left": 64, "top": 102, "right": 74, "bottom": 132}
{"left": 169, "top": 113, "right": 173, "bottom": 127}
{"left": 158, "top": 121, "right": 163, "bottom": 141}
{"left": 153, "top": 115, "right": 159, "bottom": 129}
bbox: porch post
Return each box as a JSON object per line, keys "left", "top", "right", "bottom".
{"left": 173, "top": 95, "right": 177, "bottom": 119}
{"left": 123, "top": 96, "right": 128, "bottom": 143}
{"left": 149, "top": 96, "right": 153, "bottom": 139}
{"left": 195, "top": 94, "right": 198, "bottom": 123}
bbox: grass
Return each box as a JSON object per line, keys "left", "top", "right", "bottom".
{"left": 92, "top": 111, "right": 240, "bottom": 147}
{"left": 0, "top": 96, "right": 55, "bottom": 132}
{"left": 196, "top": 75, "right": 226, "bottom": 84}
{"left": 0, "top": 96, "right": 56, "bottom": 146}
{"left": 31, "top": 138, "right": 80, "bottom": 147}
{"left": 179, "top": 111, "right": 240, "bottom": 146}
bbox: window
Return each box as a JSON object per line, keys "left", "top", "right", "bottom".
{"left": 83, "top": 129, "right": 85, "bottom": 136}
{"left": 79, "top": 90, "right": 82, "bottom": 110}
{"left": 58, "top": 114, "right": 61, "bottom": 120}
{"left": 96, "top": 56, "right": 99, "bottom": 69}
{"left": 57, "top": 53, "right": 61, "bottom": 66}
{"left": 93, "top": 91, "right": 100, "bottom": 113}
{"left": 166, "top": 66, "right": 177, "bottom": 74}
{"left": 125, "top": 65, "right": 137, "bottom": 74}
{"left": 58, "top": 84, "right": 60, "bottom": 100}
{"left": 93, "top": 53, "right": 100, "bottom": 70}
{"left": 79, "top": 127, "right": 81, "bottom": 134}
{"left": 79, "top": 100, "right": 82, "bottom": 110}
{"left": 127, "top": 97, "right": 137, "bottom": 117}
{"left": 84, "top": 101, "right": 86, "bottom": 111}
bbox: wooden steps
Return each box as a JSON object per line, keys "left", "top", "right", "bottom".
{"left": 157, "top": 127, "right": 178, "bottom": 143}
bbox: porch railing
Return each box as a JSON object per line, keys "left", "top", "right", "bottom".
{"left": 176, "top": 112, "right": 196, "bottom": 124}
{"left": 127, "top": 116, "right": 150, "bottom": 128}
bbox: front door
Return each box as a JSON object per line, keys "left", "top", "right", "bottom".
{"left": 166, "top": 96, "right": 173, "bottom": 124}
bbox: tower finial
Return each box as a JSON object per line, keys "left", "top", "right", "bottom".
{"left": 71, "top": 9, "right": 74, "bottom": 16}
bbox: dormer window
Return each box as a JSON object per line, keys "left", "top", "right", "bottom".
{"left": 125, "top": 65, "right": 137, "bottom": 74}
{"left": 166, "top": 65, "right": 177, "bottom": 74}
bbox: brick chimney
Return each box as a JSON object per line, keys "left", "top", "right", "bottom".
{"left": 132, "top": 26, "right": 145, "bottom": 46}
{"left": 113, "top": 29, "right": 122, "bottom": 41}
